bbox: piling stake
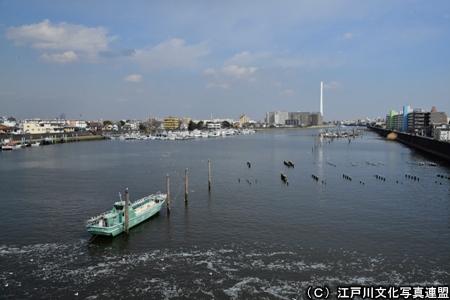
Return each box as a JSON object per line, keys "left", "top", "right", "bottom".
{"left": 125, "top": 188, "right": 129, "bottom": 235}
{"left": 208, "top": 159, "right": 211, "bottom": 191}
{"left": 185, "top": 168, "right": 188, "bottom": 202}
{"left": 166, "top": 174, "right": 171, "bottom": 213}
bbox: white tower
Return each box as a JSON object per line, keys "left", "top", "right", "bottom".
{"left": 320, "top": 81, "right": 323, "bottom": 117}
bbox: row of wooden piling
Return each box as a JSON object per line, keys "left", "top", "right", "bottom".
{"left": 281, "top": 172, "right": 288, "bottom": 185}
{"left": 405, "top": 174, "right": 419, "bottom": 181}
{"left": 343, "top": 173, "right": 352, "bottom": 181}
{"left": 165, "top": 159, "right": 211, "bottom": 214}
{"left": 374, "top": 174, "right": 386, "bottom": 181}
{"left": 123, "top": 164, "right": 190, "bottom": 235}
{"left": 326, "top": 162, "right": 336, "bottom": 167}
{"left": 284, "top": 160, "right": 294, "bottom": 168}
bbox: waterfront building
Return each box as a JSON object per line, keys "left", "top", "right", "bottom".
{"left": 274, "top": 111, "right": 288, "bottom": 125}
{"left": 67, "top": 120, "right": 87, "bottom": 130}
{"left": 393, "top": 113, "right": 403, "bottom": 132}
{"left": 23, "top": 120, "right": 65, "bottom": 134}
{"left": 239, "top": 114, "right": 250, "bottom": 125}
{"left": 288, "top": 112, "right": 311, "bottom": 127}
{"left": 163, "top": 117, "right": 179, "bottom": 130}
{"left": 285, "top": 119, "right": 299, "bottom": 126}
{"left": 402, "top": 105, "right": 410, "bottom": 132}
{"left": 265, "top": 111, "right": 288, "bottom": 126}
{"left": 433, "top": 125, "right": 450, "bottom": 141}
{"left": 87, "top": 122, "right": 103, "bottom": 132}
{"left": 388, "top": 110, "right": 396, "bottom": 130}
{"left": 179, "top": 118, "right": 190, "bottom": 130}
{"left": 266, "top": 111, "right": 275, "bottom": 125}
{"left": 63, "top": 125, "right": 77, "bottom": 133}
{"left": 386, "top": 106, "right": 449, "bottom": 138}
{"left": 266, "top": 110, "right": 322, "bottom": 127}
{"left": 430, "top": 111, "right": 447, "bottom": 125}
{"left": 207, "top": 123, "right": 221, "bottom": 130}
{"left": 407, "top": 109, "right": 427, "bottom": 135}
{"left": 0, "top": 117, "right": 17, "bottom": 128}
{"left": 311, "top": 112, "right": 323, "bottom": 126}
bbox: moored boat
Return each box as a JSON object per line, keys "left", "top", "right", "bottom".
{"left": 1, "top": 142, "right": 14, "bottom": 151}
{"left": 86, "top": 190, "right": 166, "bottom": 236}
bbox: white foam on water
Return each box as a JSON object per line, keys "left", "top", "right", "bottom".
{"left": 0, "top": 241, "right": 448, "bottom": 299}
{"left": 223, "top": 277, "right": 262, "bottom": 298}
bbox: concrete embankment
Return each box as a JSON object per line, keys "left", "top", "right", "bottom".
{"left": 1, "top": 132, "right": 106, "bottom": 145}
{"left": 368, "top": 126, "right": 450, "bottom": 162}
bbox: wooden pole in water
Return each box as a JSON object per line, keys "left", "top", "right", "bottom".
{"left": 208, "top": 159, "right": 211, "bottom": 191}
{"left": 185, "top": 168, "right": 188, "bottom": 202}
{"left": 125, "top": 188, "right": 129, "bottom": 234}
{"left": 166, "top": 174, "right": 171, "bottom": 213}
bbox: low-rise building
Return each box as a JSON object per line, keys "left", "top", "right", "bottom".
{"left": 88, "top": 122, "right": 103, "bottom": 132}
{"left": 63, "top": 125, "right": 77, "bottom": 133}
{"left": 164, "top": 117, "right": 179, "bottom": 130}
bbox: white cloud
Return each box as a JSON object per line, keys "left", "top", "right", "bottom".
{"left": 324, "top": 81, "right": 341, "bottom": 90}
{"left": 221, "top": 65, "right": 257, "bottom": 80}
{"left": 224, "top": 51, "right": 269, "bottom": 67}
{"left": 132, "top": 38, "right": 209, "bottom": 71}
{"left": 339, "top": 32, "right": 360, "bottom": 40}
{"left": 40, "top": 51, "right": 78, "bottom": 64}
{"left": 124, "top": 74, "right": 143, "bottom": 83}
{"left": 280, "top": 89, "right": 294, "bottom": 96}
{"left": 203, "top": 64, "right": 257, "bottom": 89}
{"left": 203, "top": 68, "right": 218, "bottom": 77}
{"left": 6, "top": 19, "right": 116, "bottom": 62}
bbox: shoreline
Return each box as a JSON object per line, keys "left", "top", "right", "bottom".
{"left": 254, "top": 125, "right": 337, "bottom": 131}
{"left": 0, "top": 132, "right": 105, "bottom": 145}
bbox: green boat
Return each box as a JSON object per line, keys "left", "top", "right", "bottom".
{"left": 86, "top": 191, "right": 166, "bottom": 236}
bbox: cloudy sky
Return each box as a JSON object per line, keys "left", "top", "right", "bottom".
{"left": 1, "top": 1, "right": 449, "bottom": 122}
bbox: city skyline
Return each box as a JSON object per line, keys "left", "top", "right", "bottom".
{"left": 1, "top": 1, "right": 450, "bottom": 121}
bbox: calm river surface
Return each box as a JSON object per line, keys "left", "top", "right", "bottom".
{"left": 0, "top": 128, "right": 449, "bottom": 299}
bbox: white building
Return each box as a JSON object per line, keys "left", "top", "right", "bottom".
{"left": 433, "top": 126, "right": 450, "bottom": 141}
{"left": 266, "top": 111, "right": 289, "bottom": 126}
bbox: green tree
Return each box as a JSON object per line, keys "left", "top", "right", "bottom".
{"left": 197, "top": 121, "right": 204, "bottom": 130}
{"left": 139, "top": 123, "right": 147, "bottom": 131}
{"left": 103, "top": 120, "right": 112, "bottom": 126}
{"left": 188, "top": 120, "right": 197, "bottom": 131}
{"left": 222, "top": 120, "right": 231, "bottom": 128}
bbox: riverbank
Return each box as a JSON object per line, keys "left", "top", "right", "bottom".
{"left": 1, "top": 131, "right": 105, "bottom": 145}
{"left": 254, "top": 125, "right": 337, "bottom": 131}
{"left": 368, "top": 126, "right": 450, "bottom": 162}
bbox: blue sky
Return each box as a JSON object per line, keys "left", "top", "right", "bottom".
{"left": 1, "top": 1, "right": 449, "bottom": 122}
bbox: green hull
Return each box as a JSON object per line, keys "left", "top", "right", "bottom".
{"left": 86, "top": 193, "right": 166, "bottom": 237}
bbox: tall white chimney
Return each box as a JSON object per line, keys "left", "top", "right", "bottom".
{"left": 320, "top": 81, "right": 323, "bottom": 117}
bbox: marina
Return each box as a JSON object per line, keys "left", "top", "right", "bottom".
{"left": 0, "top": 128, "right": 448, "bottom": 299}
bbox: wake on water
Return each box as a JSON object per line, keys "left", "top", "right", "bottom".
{"left": 1, "top": 242, "right": 448, "bottom": 299}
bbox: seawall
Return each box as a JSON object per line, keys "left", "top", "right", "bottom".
{"left": 368, "top": 126, "right": 450, "bottom": 162}
{"left": 1, "top": 132, "right": 105, "bottom": 145}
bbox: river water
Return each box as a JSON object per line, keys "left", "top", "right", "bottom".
{"left": 0, "top": 129, "right": 448, "bottom": 299}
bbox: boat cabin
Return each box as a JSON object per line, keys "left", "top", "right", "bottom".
{"left": 113, "top": 202, "right": 125, "bottom": 211}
